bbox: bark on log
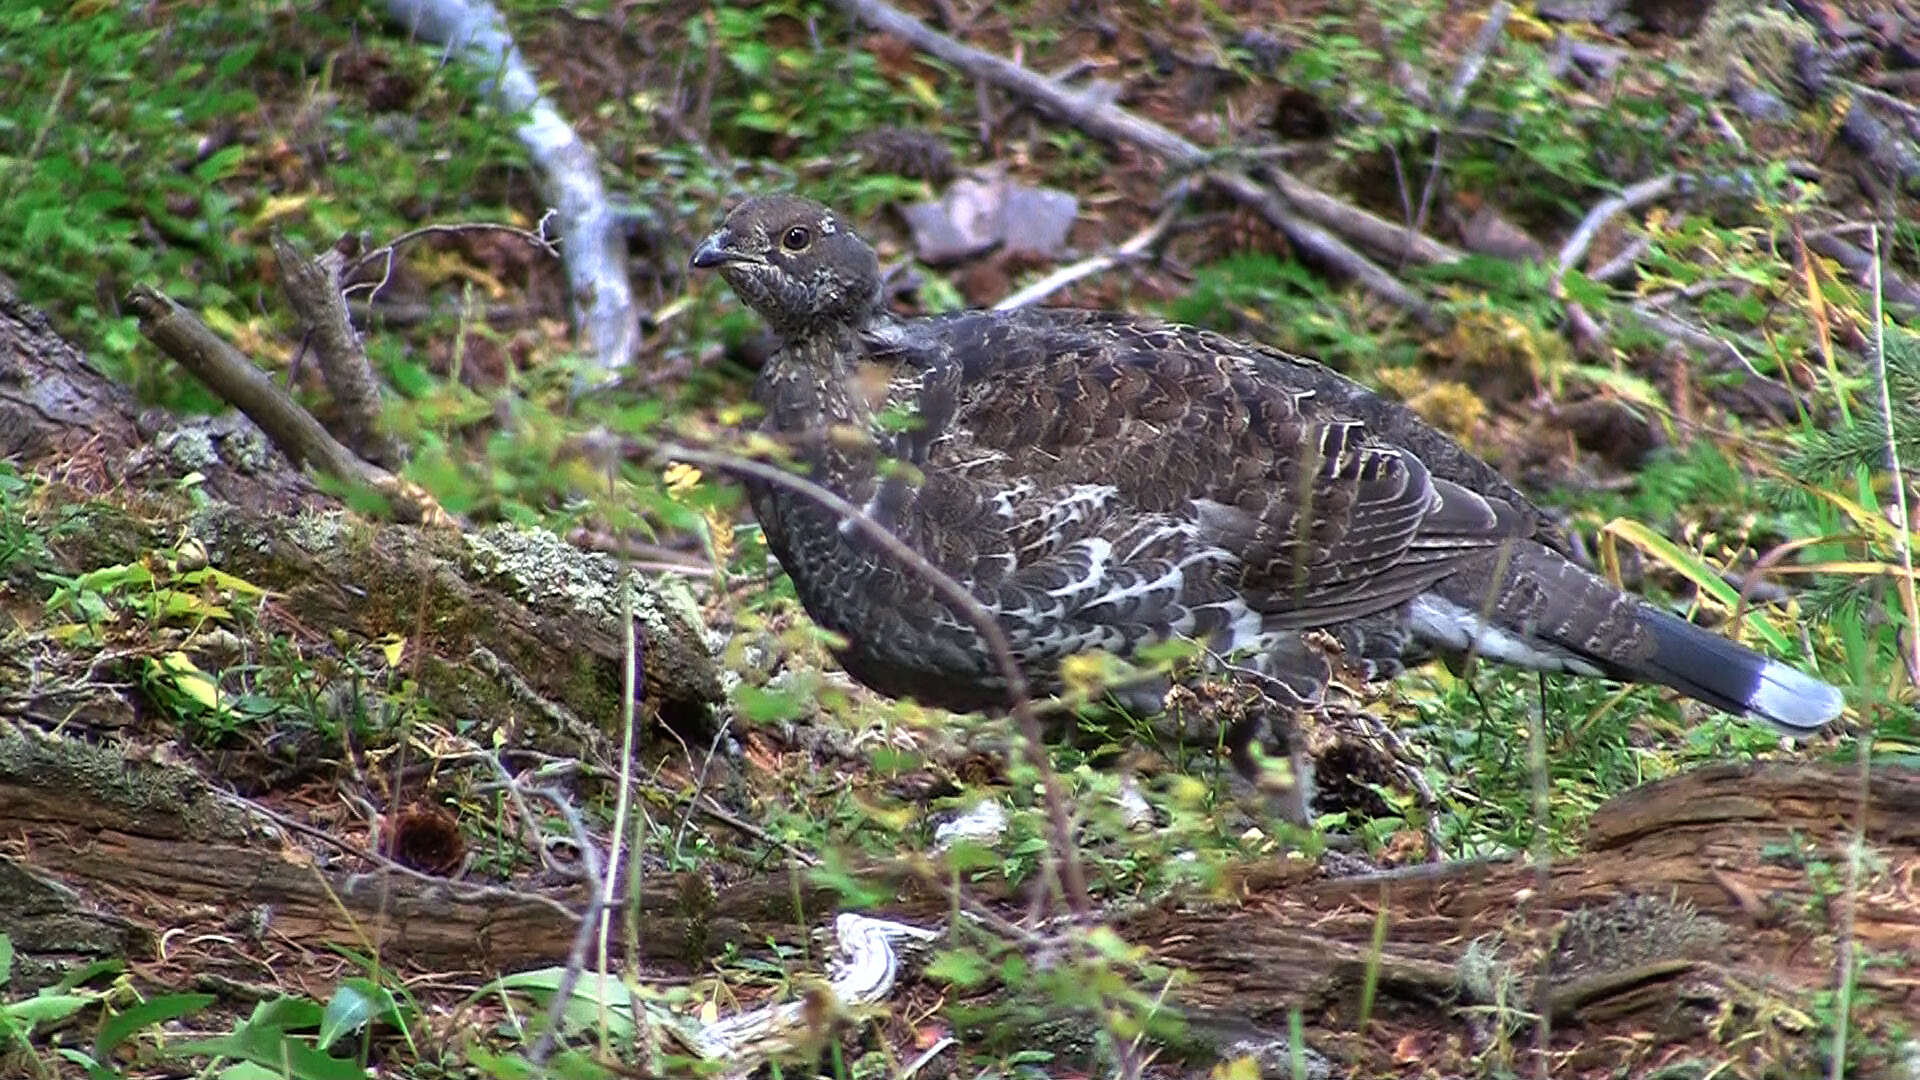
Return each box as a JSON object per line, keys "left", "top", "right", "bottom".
{"left": 0, "top": 282, "right": 719, "bottom": 736}
{"left": 5, "top": 710, "right": 1913, "bottom": 1069}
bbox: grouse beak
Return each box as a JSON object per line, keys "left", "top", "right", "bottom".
{"left": 690, "top": 230, "right": 748, "bottom": 270}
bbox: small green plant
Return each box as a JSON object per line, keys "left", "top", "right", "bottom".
{"left": 1165, "top": 252, "right": 1397, "bottom": 369}
{"left": 0, "top": 465, "right": 48, "bottom": 579}
{"left": 0, "top": 933, "right": 216, "bottom": 1079}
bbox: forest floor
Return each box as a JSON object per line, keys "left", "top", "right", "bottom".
{"left": 1, "top": 0, "right": 1918, "bottom": 1077}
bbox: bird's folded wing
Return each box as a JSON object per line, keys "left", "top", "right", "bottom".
{"left": 865, "top": 307, "right": 1531, "bottom": 630}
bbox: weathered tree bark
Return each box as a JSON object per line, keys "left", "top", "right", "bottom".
{"left": 0, "top": 283, "right": 723, "bottom": 990}
{"left": 5, "top": 701, "right": 1914, "bottom": 1070}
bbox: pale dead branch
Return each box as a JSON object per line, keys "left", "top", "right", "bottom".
{"left": 384, "top": 0, "right": 640, "bottom": 372}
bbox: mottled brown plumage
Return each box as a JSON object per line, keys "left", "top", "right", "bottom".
{"left": 691, "top": 196, "right": 1843, "bottom": 761}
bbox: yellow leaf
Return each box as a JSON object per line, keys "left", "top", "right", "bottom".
{"left": 1211, "top": 1056, "right": 1262, "bottom": 1080}
{"left": 904, "top": 74, "right": 942, "bottom": 111}
{"left": 380, "top": 634, "right": 407, "bottom": 668}
{"left": 251, "top": 194, "right": 311, "bottom": 227}
{"left": 663, "top": 462, "right": 703, "bottom": 496}
{"left": 154, "top": 651, "right": 224, "bottom": 712}
{"left": 705, "top": 510, "right": 734, "bottom": 569}
{"left": 178, "top": 567, "right": 267, "bottom": 595}
{"left": 154, "top": 589, "right": 230, "bottom": 621}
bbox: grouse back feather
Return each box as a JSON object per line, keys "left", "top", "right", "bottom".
{"left": 691, "top": 197, "right": 1844, "bottom": 738}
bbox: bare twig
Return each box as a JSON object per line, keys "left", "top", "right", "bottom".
{"left": 470, "top": 751, "right": 594, "bottom": 880}
{"left": 1413, "top": 2, "right": 1511, "bottom": 239}
{"left": 598, "top": 551, "right": 644, "bottom": 1009}
{"left": 1834, "top": 226, "right": 1907, "bottom": 1079}
{"left": 126, "top": 286, "right": 451, "bottom": 527}
{"left": 644, "top": 438, "right": 1093, "bottom": 914}
{"left": 1586, "top": 234, "right": 1652, "bottom": 286}
{"left": 518, "top": 783, "right": 611, "bottom": 1067}
{"left": 344, "top": 218, "right": 560, "bottom": 303}
{"left": 828, "top": 0, "right": 1454, "bottom": 321}
{"left": 1621, "top": 304, "right": 1800, "bottom": 417}
{"left": 1868, "top": 225, "right": 1920, "bottom": 697}
{"left": 1443, "top": 4, "right": 1511, "bottom": 113}
{"left": 1552, "top": 173, "right": 1681, "bottom": 288}
{"left": 271, "top": 231, "right": 405, "bottom": 468}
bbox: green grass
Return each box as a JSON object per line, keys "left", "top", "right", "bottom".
{"left": 1, "top": 0, "right": 1914, "bottom": 1074}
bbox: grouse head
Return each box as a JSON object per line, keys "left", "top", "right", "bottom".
{"left": 691, "top": 195, "right": 881, "bottom": 337}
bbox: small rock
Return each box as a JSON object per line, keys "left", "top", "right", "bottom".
{"left": 902, "top": 176, "right": 1005, "bottom": 264}
{"left": 1536, "top": 0, "right": 1626, "bottom": 24}
{"left": 902, "top": 176, "right": 1078, "bottom": 265}
{"left": 933, "top": 800, "right": 1009, "bottom": 850}
{"left": 999, "top": 185, "right": 1077, "bottom": 259}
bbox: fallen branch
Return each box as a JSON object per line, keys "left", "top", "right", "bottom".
{"left": 383, "top": 0, "right": 640, "bottom": 372}
{"left": 1552, "top": 173, "right": 1681, "bottom": 288}
{"left": 828, "top": 0, "right": 1454, "bottom": 321}
{"left": 1208, "top": 172, "right": 1439, "bottom": 324}
{"left": 272, "top": 231, "right": 405, "bottom": 468}
{"left": 126, "top": 286, "right": 451, "bottom": 527}
{"left": 1259, "top": 168, "right": 1464, "bottom": 267}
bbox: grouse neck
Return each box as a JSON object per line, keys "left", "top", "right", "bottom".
{"left": 760, "top": 321, "right": 878, "bottom": 435}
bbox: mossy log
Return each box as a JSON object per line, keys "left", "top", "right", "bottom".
{"left": 4, "top": 718, "right": 1913, "bottom": 1069}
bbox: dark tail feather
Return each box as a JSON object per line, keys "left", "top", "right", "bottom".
{"left": 1425, "top": 544, "right": 1844, "bottom": 737}
{"left": 1633, "top": 609, "right": 1843, "bottom": 736}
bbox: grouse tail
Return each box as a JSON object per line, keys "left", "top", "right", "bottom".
{"left": 1419, "top": 542, "right": 1843, "bottom": 737}
{"left": 1629, "top": 607, "right": 1843, "bottom": 735}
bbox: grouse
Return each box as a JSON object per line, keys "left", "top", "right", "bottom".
{"left": 690, "top": 195, "right": 1844, "bottom": 770}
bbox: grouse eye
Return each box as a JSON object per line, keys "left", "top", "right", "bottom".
{"left": 781, "top": 226, "right": 811, "bottom": 252}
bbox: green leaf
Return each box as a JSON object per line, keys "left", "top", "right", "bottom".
{"left": 7, "top": 993, "right": 94, "bottom": 1027}
{"left": 192, "top": 145, "right": 248, "bottom": 184}
{"left": 56, "top": 1047, "right": 124, "bottom": 1080}
{"left": 96, "top": 993, "right": 216, "bottom": 1059}
{"left": 727, "top": 42, "right": 771, "bottom": 78}
{"left": 733, "top": 683, "right": 805, "bottom": 724}
{"left": 51, "top": 958, "right": 124, "bottom": 994}
{"left": 317, "top": 981, "right": 382, "bottom": 1051}
{"left": 925, "top": 948, "right": 989, "bottom": 989}
{"left": 168, "top": 1023, "right": 368, "bottom": 1080}
{"left": 214, "top": 42, "right": 260, "bottom": 79}
{"left": 243, "top": 994, "right": 326, "bottom": 1034}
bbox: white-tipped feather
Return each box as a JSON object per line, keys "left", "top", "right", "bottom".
{"left": 1408, "top": 595, "right": 1603, "bottom": 675}
{"left": 1747, "top": 660, "right": 1846, "bottom": 734}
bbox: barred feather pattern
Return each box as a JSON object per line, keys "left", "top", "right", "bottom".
{"left": 695, "top": 196, "right": 1843, "bottom": 738}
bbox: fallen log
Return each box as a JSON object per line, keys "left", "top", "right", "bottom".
{"left": 5, "top": 709, "right": 1911, "bottom": 1072}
